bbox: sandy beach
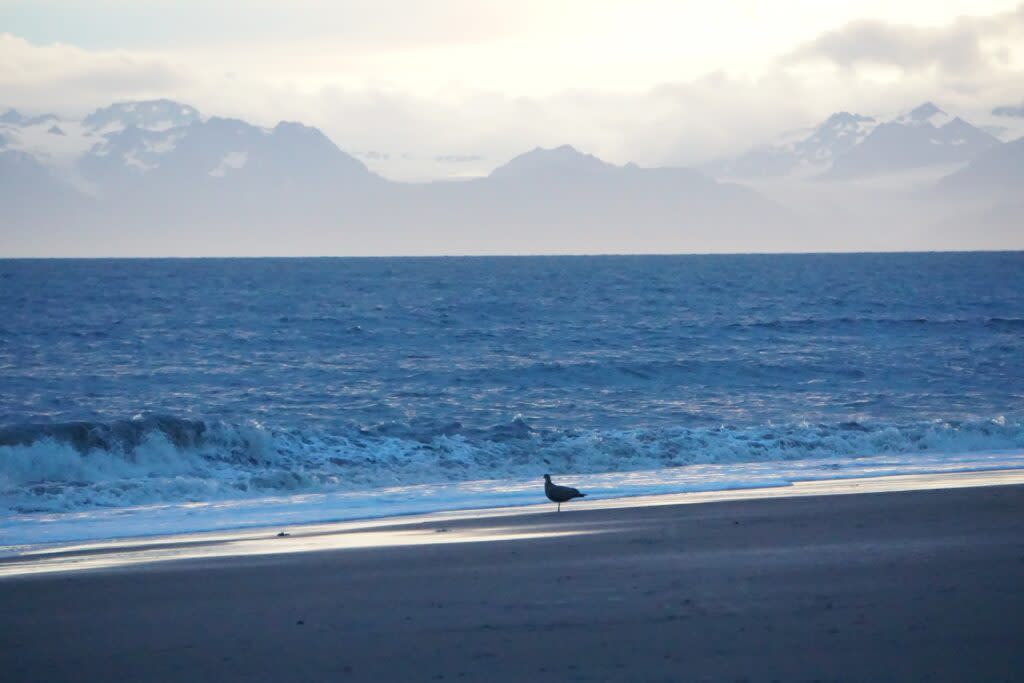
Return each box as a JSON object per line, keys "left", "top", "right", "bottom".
{"left": 2, "top": 473, "right": 1024, "bottom": 682}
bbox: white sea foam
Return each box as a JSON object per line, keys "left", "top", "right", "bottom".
{"left": 3, "top": 449, "right": 1024, "bottom": 548}
{"left": 3, "top": 416, "right": 1024, "bottom": 545}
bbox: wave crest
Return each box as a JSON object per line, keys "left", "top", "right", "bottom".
{"left": 2, "top": 414, "right": 1023, "bottom": 513}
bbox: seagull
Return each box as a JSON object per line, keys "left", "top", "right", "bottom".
{"left": 543, "top": 474, "right": 586, "bottom": 512}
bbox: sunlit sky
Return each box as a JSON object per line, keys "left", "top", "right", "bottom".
{"left": 2, "top": 0, "right": 1023, "bottom": 178}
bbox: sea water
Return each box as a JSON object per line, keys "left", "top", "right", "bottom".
{"left": 2, "top": 253, "right": 1023, "bottom": 544}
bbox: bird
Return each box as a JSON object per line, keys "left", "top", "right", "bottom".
{"left": 543, "top": 473, "right": 586, "bottom": 512}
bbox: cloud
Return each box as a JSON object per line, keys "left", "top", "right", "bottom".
{"left": 783, "top": 4, "right": 1024, "bottom": 76}
{"left": 787, "top": 20, "right": 985, "bottom": 74}
{"left": 993, "top": 102, "right": 1024, "bottom": 116}
{"left": 0, "top": 1, "right": 550, "bottom": 51}
{"left": 0, "top": 33, "right": 189, "bottom": 112}
{"left": 434, "top": 155, "right": 484, "bottom": 163}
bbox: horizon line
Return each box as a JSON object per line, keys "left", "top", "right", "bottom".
{"left": 2, "top": 249, "right": 1021, "bottom": 261}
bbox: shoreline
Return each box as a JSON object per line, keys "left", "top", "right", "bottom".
{"left": 4, "top": 467, "right": 1024, "bottom": 578}
{"left": 2, "top": 477, "right": 1023, "bottom": 681}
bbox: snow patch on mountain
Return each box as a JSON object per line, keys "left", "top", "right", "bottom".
{"left": 122, "top": 148, "right": 157, "bottom": 172}
{"left": 209, "top": 151, "right": 248, "bottom": 177}
{"left": 0, "top": 119, "right": 100, "bottom": 168}
{"left": 84, "top": 126, "right": 186, "bottom": 176}
{"left": 705, "top": 111, "right": 878, "bottom": 179}
{"left": 83, "top": 100, "right": 201, "bottom": 133}
{"left": 895, "top": 102, "right": 952, "bottom": 128}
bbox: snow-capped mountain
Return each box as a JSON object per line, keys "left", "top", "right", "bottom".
{"left": 82, "top": 99, "right": 201, "bottom": 132}
{"left": 2, "top": 98, "right": 1017, "bottom": 256}
{"left": 710, "top": 103, "right": 1001, "bottom": 180}
{"left": 1, "top": 101, "right": 805, "bottom": 256}
{"left": 0, "top": 108, "right": 76, "bottom": 193}
{"left": 707, "top": 112, "right": 878, "bottom": 178}
{"left": 824, "top": 103, "right": 1001, "bottom": 179}
{"left": 892, "top": 101, "right": 952, "bottom": 127}
{"left": 0, "top": 100, "right": 374, "bottom": 197}
{"left": 0, "top": 108, "right": 96, "bottom": 169}
{"left": 79, "top": 114, "right": 372, "bottom": 193}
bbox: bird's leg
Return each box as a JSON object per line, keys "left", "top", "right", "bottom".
{"left": 557, "top": 502, "right": 561, "bottom": 512}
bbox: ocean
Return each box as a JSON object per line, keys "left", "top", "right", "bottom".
{"left": 2, "top": 252, "right": 1023, "bottom": 544}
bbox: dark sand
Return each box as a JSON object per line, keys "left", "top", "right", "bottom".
{"left": 3, "top": 484, "right": 1024, "bottom": 682}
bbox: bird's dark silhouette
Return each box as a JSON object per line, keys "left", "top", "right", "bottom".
{"left": 543, "top": 474, "right": 586, "bottom": 512}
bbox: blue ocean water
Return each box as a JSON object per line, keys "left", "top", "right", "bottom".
{"left": 2, "top": 253, "right": 1023, "bottom": 541}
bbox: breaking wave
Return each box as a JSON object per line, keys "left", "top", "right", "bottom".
{"left": 3, "top": 413, "right": 1023, "bottom": 513}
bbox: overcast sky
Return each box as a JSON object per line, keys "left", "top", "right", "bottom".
{"left": 2, "top": 0, "right": 1022, "bottom": 179}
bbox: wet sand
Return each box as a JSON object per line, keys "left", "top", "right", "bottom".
{"left": 2, "top": 481, "right": 1024, "bottom": 681}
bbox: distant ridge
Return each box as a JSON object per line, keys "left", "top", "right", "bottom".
{"left": 1, "top": 98, "right": 1019, "bottom": 256}
{"left": 937, "top": 137, "right": 1024, "bottom": 196}
{"left": 82, "top": 99, "right": 201, "bottom": 131}
{"left": 489, "top": 145, "right": 613, "bottom": 178}
{"left": 709, "top": 102, "right": 1002, "bottom": 180}
{"left": 1, "top": 99, "right": 802, "bottom": 256}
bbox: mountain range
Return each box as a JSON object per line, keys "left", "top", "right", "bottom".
{"left": 708, "top": 102, "right": 1008, "bottom": 180}
{"left": 1, "top": 99, "right": 1021, "bottom": 256}
{"left": 0, "top": 100, "right": 804, "bottom": 256}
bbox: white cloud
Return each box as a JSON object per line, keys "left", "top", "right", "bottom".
{"left": 0, "top": 34, "right": 189, "bottom": 112}
{"left": 784, "top": 4, "right": 1024, "bottom": 75}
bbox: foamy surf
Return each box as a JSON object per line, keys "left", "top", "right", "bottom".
{"left": 3, "top": 414, "right": 1024, "bottom": 515}
{"left": 3, "top": 419, "right": 1023, "bottom": 546}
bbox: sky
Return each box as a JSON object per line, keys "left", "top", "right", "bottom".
{"left": 2, "top": 0, "right": 1023, "bottom": 179}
